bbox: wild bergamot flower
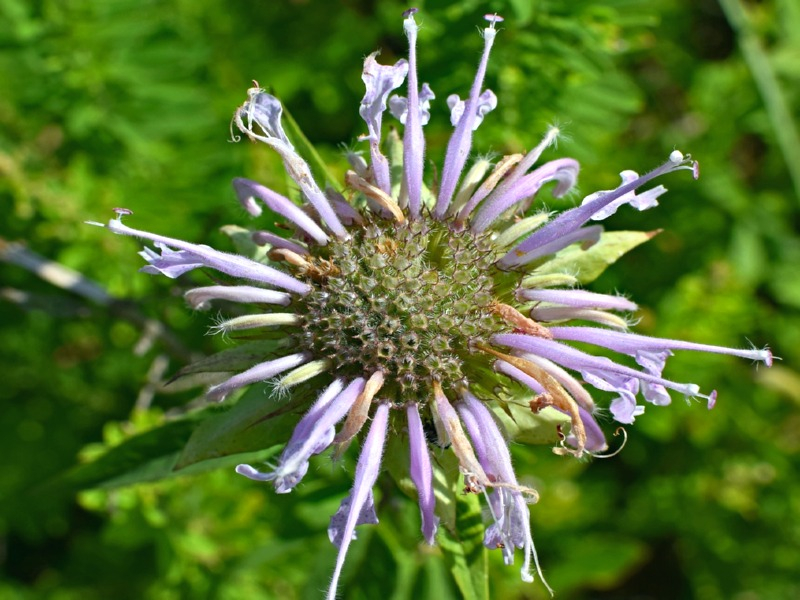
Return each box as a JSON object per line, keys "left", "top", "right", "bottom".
{"left": 90, "top": 9, "right": 772, "bottom": 598}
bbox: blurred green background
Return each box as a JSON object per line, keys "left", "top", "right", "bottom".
{"left": 1, "top": 0, "right": 798, "bottom": 598}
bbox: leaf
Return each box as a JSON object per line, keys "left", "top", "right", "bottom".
{"left": 383, "top": 430, "right": 415, "bottom": 497}
{"left": 60, "top": 406, "right": 222, "bottom": 491}
{"left": 439, "top": 486, "right": 488, "bottom": 600}
{"left": 169, "top": 340, "right": 288, "bottom": 382}
{"left": 174, "top": 382, "right": 309, "bottom": 470}
{"left": 533, "top": 230, "right": 658, "bottom": 284}
{"left": 492, "top": 403, "right": 570, "bottom": 446}
{"left": 431, "top": 449, "right": 460, "bottom": 533}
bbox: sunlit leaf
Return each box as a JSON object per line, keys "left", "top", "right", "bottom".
{"left": 439, "top": 484, "right": 488, "bottom": 600}
{"left": 492, "top": 403, "right": 570, "bottom": 446}
{"left": 535, "top": 230, "right": 658, "bottom": 284}
{"left": 174, "top": 382, "right": 310, "bottom": 470}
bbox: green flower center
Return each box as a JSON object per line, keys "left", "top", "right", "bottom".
{"left": 296, "top": 219, "right": 509, "bottom": 403}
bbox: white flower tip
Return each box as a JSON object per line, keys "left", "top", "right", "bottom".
{"left": 403, "top": 8, "right": 419, "bottom": 34}
{"left": 113, "top": 207, "right": 133, "bottom": 217}
{"left": 521, "top": 571, "right": 534, "bottom": 583}
{"left": 235, "top": 464, "right": 258, "bottom": 477}
{"left": 235, "top": 463, "right": 278, "bottom": 483}
{"left": 707, "top": 390, "right": 718, "bottom": 410}
{"left": 246, "top": 81, "right": 264, "bottom": 98}
{"left": 669, "top": 150, "right": 684, "bottom": 164}
{"left": 762, "top": 347, "right": 774, "bottom": 367}
{"left": 692, "top": 160, "right": 700, "bottom": 179}
{"left": 484, "top": 13, "right": 504, "bottom": 25}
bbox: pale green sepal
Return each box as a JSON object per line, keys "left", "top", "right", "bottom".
{"left": 534, "top": 230, "right": 658, "bottom": 284}
{"left": 493, "top": 213, "right": 551, "bottom": 249}
{"left": 216, "top": 313, "right": 300, "bottom": 332}
{"left": 520, "top": 272, "right": 579, "bottom": 289}
{"left": 278, "top": 359, "right": 330, "bottom": 388}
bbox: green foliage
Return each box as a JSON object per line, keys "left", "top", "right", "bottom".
{"left": 1, "top": 0, "right": 798, "bottom": 599}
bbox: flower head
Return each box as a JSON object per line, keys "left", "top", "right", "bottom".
{"left": 90, "top": 10, "right": 771, "bottom": 598}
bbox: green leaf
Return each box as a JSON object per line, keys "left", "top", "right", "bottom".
{"left": 532, "top": 230, "right": 658, "bottom": 284}
{"left": 439, "top": 485, "right": 488, "bottom": 600}
{"left": 85, "top": 447, "right": 280, "bottom": 490}
{"left": 174, "top": 382, "right": 308, "bottom": 470}
{"left": 429, "top": 441, "right": 488, "bottom": 600}
{"left": 170, "top": 340, "right": 289, "bottom": 381}
{"left": 492, "top": 403, "right": 570, "bottom": 446}
{"left": 59, "top": 406, "right": 222, "bottom": 491}
{"left": 383, "top": 429, "right": 416, "bottom": 498}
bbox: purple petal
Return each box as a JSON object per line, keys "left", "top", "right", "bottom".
{"left": 447, "top": 89, "right": 496, "bottom": 129}
{"left": 471, "top": 158, "right": 579, "bottom": 233}
{"left": 609, "top": 394, "right": 645, "bottom": 423}
{"left": 327, "top": 403, "right": 389, "bottom": 600}
{"left": 251, "top": 231, "right": 309, "bottom": 256}
{"left": 360, "top": 53, "right": 409, "bottom": 194}
{"left": 519, "top": 290, "right": 638, "bottom": 312}
{"left": 493, "top": 333, "right": 709, "bottom": 402}
{"left": 233, "top": 90, "right": 346, "bottom": 238}
{"left": 457, "top": 391, "right": 548, "bottom": 587}
{"left": 236, "top": 378, "right": 364, "bottom": 493}
{"left": 582, "top": 369, "right": 642, "bottom": 423}
{"left": 457, "top": 391, "right": 515, "bottom": 482}
{"left": 208, "top": 353, "right": 310, "bottom": 402}
{"left": 328, "top": 490, "right": 379, "bottom": 547}
{"left": 406, "top": 403, "right": 439, "bottom": 544}
{"left": 581, "top": 170, "right": 665, "bottom": 220}
{"left": 434, "top": 20, "right": 499, "bottom": 218}
{"left": 549, "top": 326, "right": 773, "bottom": 367}
{"left": 500, "top": 152, "right": 696, "bottom": 266}
{"left": 138, "top": 245, "right": 204, "bottom": 278}
{"left": 502, "top": 225, "right": 603, "bottom": 268}
{"left": 529, "top": 307, "right": 631, "bottom": 330}
{"left": 327, "top": 190, "right": 365, "bottom": 226}
{"left": 389, "top": 83, "right": 435, "bottom": 126}
{"left": 400, "top": 14, "right": 428, "bottom": 219}
{"left": 232, "top": 178, "right": 329, "bottom": 245}
{"left": 565, "top": 406, "right": 607, "bottom": 452}
{"left": 495, "top": 359, "right": 546, "bottom": 394}
{"left": 458, "top": 127, "right": 561, "bottom": 224}
{"left": 107, "top": 217, "right": 310, "bottom": 295}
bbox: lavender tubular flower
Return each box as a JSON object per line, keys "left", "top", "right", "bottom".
{"left": 327, "top": 402, "right": 389, "bottom": 600}
{"left": 93, "top": 10, "right": 771, "bottom": 598}
{"left": 360, "top": 52, "right": 409, "bottom": 195}
{"left": 232, "top": 178, "right": 330, "bottom": 244}
{"left": 406, "top": 403, "right": 438, "bottom": 544}
{"left": 434, "top": 15, "right": 501, "bottom": 218}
